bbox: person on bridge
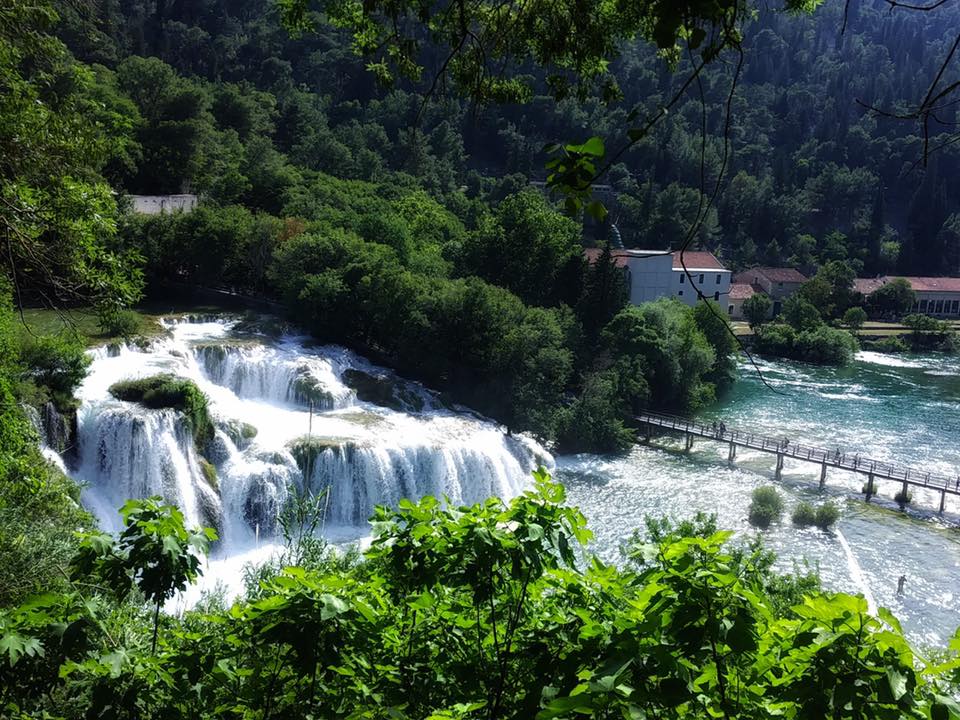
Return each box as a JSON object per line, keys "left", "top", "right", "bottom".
{"left": 719, "top": 421, "right": 726, "bottom": 438}
{"left": 712, "top": 421, "right": 718, "bottom": 437}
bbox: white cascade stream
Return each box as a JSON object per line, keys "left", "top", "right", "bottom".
{"left": 68, "top": 317, "right": 549, "bottom": 549}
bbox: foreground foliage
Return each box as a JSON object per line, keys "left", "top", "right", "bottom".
{"left": 3, "top": 471, "right": 960, "bottom": 719}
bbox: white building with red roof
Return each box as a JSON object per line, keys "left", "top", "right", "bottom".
{"left": 584, "top": 248, "right": 731, "bottom": 311}
{"left": 855, "top": 276, "right": 960, "bottom": 317}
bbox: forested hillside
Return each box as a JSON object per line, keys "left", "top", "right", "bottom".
{"left": 54, "top": 0, "right": 960, "bottom": 276}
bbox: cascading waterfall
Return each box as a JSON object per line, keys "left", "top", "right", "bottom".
{"left": 69, "top": 316, "right": 548, "bottom": 549}
{"left": 77, "top": 404, "right": 220, "bottom": 533}
{"left": 193, "top": 343, "right": 354, "bottom": 409}
{"left": 301, "top": 434, "right": 534, "bottom": 525}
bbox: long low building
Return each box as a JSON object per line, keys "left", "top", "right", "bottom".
{"left": 585, "top": 248, "right": 731, "bottom": 311}
{"left": 855, "top": 276, "right": 960, "bottom": 317}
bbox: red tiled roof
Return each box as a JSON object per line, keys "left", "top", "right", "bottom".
{"left": 855, "top": 276, "right": 960, "bottom": 295}
{"left": 854, "top": 277, "right": 886, "bottom": 295}
{"left": 901, "top": 276, "right": 960, "bottom": 293}
{"left": 729, "top": 283, "right": 756, "bottom": 300}
{"left": 755, "top": 267, "right": 807, "bottom": 283}
{"left": 732, "top": 267, "right": 806, "bottom": 285}
{"left": 671, "top": 251, "right": 726, "bottom": 270}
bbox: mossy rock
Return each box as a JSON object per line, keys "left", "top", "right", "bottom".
{"left": 342, "top": 368, "right": 424, "bottom": 412}
{"left": 287, "top": 435, "right": 353, "bottom": 472}
{"left": 219, "top": 418, "right": 259, "bottom": 448}
{"left": 335, "top": 410, "right": 388, "bottom": 429}
{"left": 291, "top": 371, "right": 335, "bottom": 408}
{"left": 199, "top": 457, "right": 219, "bottom": 493}
{"left": 109, "top": 374, "right": 213, "bottom": 445}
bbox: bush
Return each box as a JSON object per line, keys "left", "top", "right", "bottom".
{"left": 109, "top": 374, "right": 213, "bottom": 444}
{"left": 814, "top": 502, "right": 839, "bottom": 529}
{"left": 754, "top": 323, "right": 858, "bottom": 366}
{"left": 17, "top": 334, "right": 90, "bottom": 410}
{"left": 867, "top": 336, "right": 909, "bottom": 354}
{"left": 749, "top": 486, "right": 783, "bottom": 529}
{"left": 98, "top": 309, "right": 142, "bottom": 338}
{"left": 792, "top": 502, "right": 817, "bottom": 527}
{"left": 894, "top": 488, "right": 912, "bottom": 505}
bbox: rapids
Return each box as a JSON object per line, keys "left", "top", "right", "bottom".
{"left": 61, "top": 315, "right": 960, "bottom": 646}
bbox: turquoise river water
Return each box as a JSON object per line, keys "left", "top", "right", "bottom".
{"left": 559, "top": 350, "right": 960, "bottom": 648}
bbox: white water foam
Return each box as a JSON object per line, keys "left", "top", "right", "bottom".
{"left": 68, "top": 317, "right": 549, "bottom": 554}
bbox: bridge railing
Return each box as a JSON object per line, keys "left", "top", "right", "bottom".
{"left": 635, "top": 411, "right": 959, "bottom": 491}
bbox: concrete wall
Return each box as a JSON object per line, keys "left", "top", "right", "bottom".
{"left": 130, "top": 194, "right": 198, "bottom": 215}
{"left": 624, "top": 254, "right": 674, "bottom": 305}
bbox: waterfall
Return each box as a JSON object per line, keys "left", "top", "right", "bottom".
{"left": 69, "top": 316, "right": 548, "bottom": 548}
{"left": 78, "top": 404, "right": 221, "bottom": 533}
{"left": 193, "top": 344, "right": 354, "bottom": 409}
{"left": 301, "top": 435, "right": 533, "bottom": 526}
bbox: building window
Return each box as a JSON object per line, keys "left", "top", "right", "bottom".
{"left": 952, "top": 300, "right": 959, "bottom": 314}
{"left": 698, "top": 273, "right": 705, "bottom": 284}
{"left": 716, "top": 274, "right": 721, "bottom": 284}
{"left": 714, "top": 291, "right": 720, "bottom": 301}
{"left": 778, "top": 282, "right": 783, "bottom": 288}
{"left": 920, "top": 299, "right": 928, "bottom": 312}
{"left": 937, "top": 300, "right": 944, "bottom": 314}
{"left": 728, "top": 305, "right": 734, "bottom": 315}
{"left": 680, "top": 273, "right": 685, "bottom": 284}
{"left": 678, "top": 290, "right": 684, "bottom": 297}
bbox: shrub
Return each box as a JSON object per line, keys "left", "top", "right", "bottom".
{"left": 814, "top": 502, "right": 839, "bottom": 529}
{"left": 894, "top": 488, "right": 912, "bottom": 505}
{"left": 98, "top": 309, "right": 142, "bottom": 338}
{"left": 17, "top": 334, "right": 90, "bottom": 410}
{"left": 109, "top": 374, "right": 213, "bottom": 444}
{"left": 749, "top": 486, "right": 783, "bottom": 529}
{"left": 199, "top": 458, "right": 218, "bottom": 492}
{"left": 867, "top": 336, "right": 908, "bottom": 354}
{"left": 792, "top": 502, "right": 817, "bottom": 527}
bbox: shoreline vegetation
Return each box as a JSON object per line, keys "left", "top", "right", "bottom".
{"left": 3, "top": 472, "right": 960, "bottom": 719}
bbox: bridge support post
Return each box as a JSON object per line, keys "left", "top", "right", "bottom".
{"left": 901, "top": 479, "right": 909, "bottom": 503}
{"left": 684, "top": 433, "right": 693, "bottom": 452}
{"left": 865, "top": 473, "right": 875, "bottom": 501}
{"left": 775, "top": 453, "right": 784, "bottom": 479}
{"left": 940, "top": 490, "right": 947, "bottom": 513}
{"left": 728, "top": 442, "right": 736, "bottom": 463}
{"left": 819, "top": 462, "right": 827, "bottom": 490}
{"left": 644, "top": 424, "right": 651, "bottom": 443}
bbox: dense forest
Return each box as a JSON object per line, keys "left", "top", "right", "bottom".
{"left": 50, "top": 0, "right": 960, "bottom": 277}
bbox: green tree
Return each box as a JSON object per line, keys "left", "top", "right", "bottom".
{"left": 1, "top": 1, "right": 143, "bottom": 311}
{"left": 783, "top": 295, "right": 822, "bottom": 332}
{"left": 842, "top": 306, "right": 867, "bottom": 334}
{"left": 869, "top": 278, "right": 916, "bottom": 319}
{"left": 459, "top": 190, "right": 584, "bottom": 307}
{"left": 71, "top": 497, "right": 216, "bottom": 651}
{"left": 742, "top": 292, "right": 772, "bottom": 328}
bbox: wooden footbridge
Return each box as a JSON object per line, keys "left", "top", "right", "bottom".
{"left": 636, "top": 412, "right": 960, "bottom": 512}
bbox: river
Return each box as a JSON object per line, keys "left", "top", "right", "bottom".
{"left": 64, "top": 315, "right": 960, "bottom": 647}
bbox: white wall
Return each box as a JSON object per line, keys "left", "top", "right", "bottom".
{"left": 130, "top": 194, "right": 198, "bottom": 215}
{"left": 623, "top": 254, "right": 674, "bottom": 305}
{"left": 672, "top": 268, "right": 731, "bottom": 311}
